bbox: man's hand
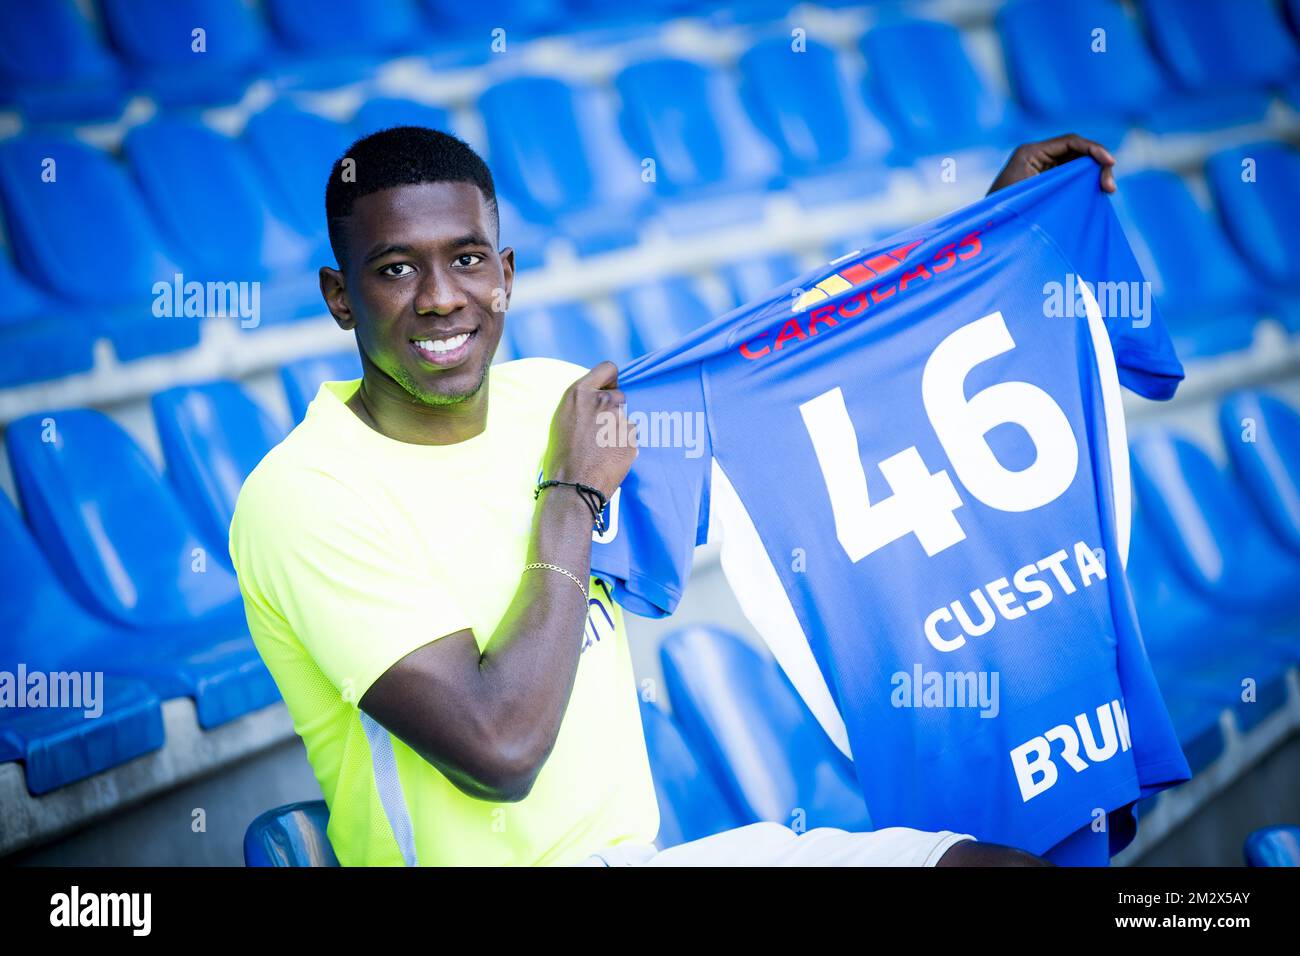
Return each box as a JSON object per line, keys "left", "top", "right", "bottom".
{"left": 987, "top": 134, "right": 1117, "bottom": 196}
{"left": 543, "top": 361, "right": 638, "bottom": 499}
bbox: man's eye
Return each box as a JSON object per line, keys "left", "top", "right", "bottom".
{"left": 380, "top": 263, "right": 415, "bottom": 277}
{"left": 453, "top": 254, "right": 483, "bottom": 268}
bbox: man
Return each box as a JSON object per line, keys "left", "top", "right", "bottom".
{"left": 230, "top": 125, "right": 1115, "bottom": 866}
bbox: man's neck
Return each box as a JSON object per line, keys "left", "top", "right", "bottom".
{"left": 346, "top": 373, "right": 489, "bottom": 446}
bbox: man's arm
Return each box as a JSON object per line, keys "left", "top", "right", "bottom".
{"left": 987, "top": 133, "right": 1117, "bottom": 195}
{"left": 359, "top": 361, "right": 635, "bottom": 803}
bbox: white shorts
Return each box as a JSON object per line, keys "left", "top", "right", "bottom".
{"left": 578, "top": 822, "right": 975, "bottom": 867}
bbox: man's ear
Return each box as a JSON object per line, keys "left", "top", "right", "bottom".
{"left": 499, "top": 246, "right": 515, "bottom": 310}
{"left": 320, "top": 265, "right": 354, "bottom": 330}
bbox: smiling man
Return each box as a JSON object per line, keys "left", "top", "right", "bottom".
{"left": 228, "top": 125, "right": 1105, "bottom": 866}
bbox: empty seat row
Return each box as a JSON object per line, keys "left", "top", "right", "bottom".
{"left": 6, "top": 135, "right": 1297, "bottom": 391}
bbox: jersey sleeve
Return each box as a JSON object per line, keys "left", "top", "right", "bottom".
{"left": 1003, "top": 158, "right": 1185, "bottom": 401}
{"left": 590, "top": 362, "right": 712, "bottom": 618}
{"left": 230, "top": 462, "right": 473, "bottom": 703}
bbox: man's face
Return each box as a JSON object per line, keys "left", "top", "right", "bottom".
{"left": 324, "top": 181, "right": 513, "bottom": 405}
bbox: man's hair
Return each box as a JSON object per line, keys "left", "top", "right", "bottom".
{"left": 324, "top": 125, "right": 499, "bottom": 267}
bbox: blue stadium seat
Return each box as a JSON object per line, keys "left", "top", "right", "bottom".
{"left": 244, "top": 800, "right": 339, "bottom": 866}
{"left": 0, "top": 136, "right": 198, "bottom": 362}
{"left": 479, "top": 76, "right": 647, "bottom": 255}
{"left": 262, "top": 0, "right": 430, "bottom": 86}
{"left": 1113, "top": 170, "right": 1265, "bottom": 358}
{"left": 1137, "top": 0, "right": 1299, "bottom": 100}
{"left": 618, "top": 278, "right": 714, "bottom": 356}
{"left": 0, "top": 676, "right": 164, "bottom": 796}
{"left": 5, "top": 410, "right": 280, "bottom": 728}
{"left": 152, "top": 381, "right": 287, "bottom": 554}
{"left": 1219, "top": 391, "right": 1300, "bottom": 557}
{"left": 243, "top": 103, "right": 354, "bottom": 253}
{"left": 507, "top": 304, "right": 634, "bottom": 369}
{"left": 280, "top": 350, "right": 363, "bottom": 421}
{"left": 639, "top": 699, "right": 745, "bottom": 848}
{"left": 997, "top": 0, "right": 1267, "bottom": 140}
{"left": 859, "top": 19, "right": 1021, "bottom": 160}
{"left": 1205, "top": 143, "right": 1300, "bottom": 331}
{"left": 616, "top": 57, "right": 782, "bottom": 232}
{"left": 0, "top": 0, "right": 128, "bottom": 122}
{"left": 737, "top": 36, "right": 894, "bottom": 205}
{"left": 125, "top": 118, "right": 323, "bottom": 328}
{"left": 416, "top": 0, "right": 562, "bottom": 43}
{"left": 1128, "top": 433, "right": 1296, "bottom": 732}
{"left": 0, "top": 496, "right": 168, "bottom": 795}
{"left": 0, "top": 249, "right": 95, "bottom": 387}
{"left": 717, "top": 253, "right": 801, "bottom": 310}
{"left": 660, "top": 626, "right": 872, "bottom": 831}
{"left": 98, "top": 0, "right": 267, "bottom": 107}
{"left": 1126, "top": 508, "right": 1231, "bottom": 771}
{"left": 352, "top": 96, "right": 451, "bottom": 137}
{"left": 1244, "top": 825, "right": 1300, "bottom": 866}
{"left": 1130, "top": 430, "right": 1300, "bottom": 626}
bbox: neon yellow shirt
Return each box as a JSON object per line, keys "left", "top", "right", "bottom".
{"left": 229, "top": 357, "right": 659, "bottom": 866}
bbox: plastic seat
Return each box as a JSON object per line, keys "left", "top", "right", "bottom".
{"left": 263, "top": 0, "right": 429, "bottom": 86}
{"left": 1126, "top": 505, "right": 1275, "bottom": 759}
{"left": 618, "top": 278, "right": 714, "bottom": 356}
{"left": 997, "top": 0, "right": 1267, "bottom": 140}
{"left": 507, "top": 304, "right": 634, "bottom": 369}
{"left": 0, "top": 0, "right": 128, "bottom": 122}
{"left": 1138, "top": 0, "right": 1299, "bottom": 98}
{"left": 737, "top": 36, "right": 893, "bottom": 205}
{"left": 1205, "top": 142, "right": 1300, "bottom": 329}
{"left": 244, "top": 800, "right": 339, "bottom": 866}
{"left": 0, "top": 676, "right": 164, "bottom": 796}
{"left": 0, "top": 496, "right": 168, "bottom": 795}
{"left": 717, "top": 253, "right": 801, "bottom": 310}
{"left": 280, "top": 350, "right": 363, "bottom": 421}
{"left": 616, "top": 57, "right": 782, "bottom": 232}
{"left": 0, "top": 249, "right": 94, "bottom": 387}
{"left": 1220, "top": 391, "right": 1300, "bottom": 557}
{"left": 5, "top": 410, "right": 280, "bottom": 728}
{"left": 352, "top": 96, "right": 452, "bottom": 138}
{"left": 1113, "top": 170, "right": 1265, "bottom": 357}
{"left": 479, "top": 76, "right": 647, "bottom": 254}
{"left": 639, "top": 699, "right": 746, "bottom": 848}
{"left": 859, "top": 19, "right": 1020, "bottom": 160}
{"left": 1244, "top": 825, "right": 1300, "bottom": 866}
{"left": 1130, "top": 430, "right": 1300, "bottom": 626}
{"left": 244, "top": 103, "right": 354, "bottom": 251}
{"left": 98, "top": 0, "right": 267, "bottom": 107}
{"left": 660, "top": 626, "right": 872, "bottom": 831}
{"left": 0, "top": 136, "right": 197, "bottom": 362}
{"left": 125, "top": 118, "right": 322, "bottom": 329}
{"left": 152, "top": 381, "right": 288, "bottom": 554}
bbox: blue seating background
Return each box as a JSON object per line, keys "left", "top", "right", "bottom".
{"left": 2, "top": 0, "right": 1299, "bottom": 865}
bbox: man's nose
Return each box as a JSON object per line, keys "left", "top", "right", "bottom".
{"left": 414, "top": 269, "right": 469, "bottom": 315}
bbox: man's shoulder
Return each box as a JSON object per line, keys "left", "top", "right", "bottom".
{"left": 232, "top": 427, "right": 361, "bottom": 537}
{"left": 493, "top": 356, "right": 588, "bottom": 397}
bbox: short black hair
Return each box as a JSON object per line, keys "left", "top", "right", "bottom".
{"left": 324, "top": 125, "right": 499, "bottom": 267}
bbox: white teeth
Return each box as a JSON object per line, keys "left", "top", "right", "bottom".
{"left": 414, "top": 332, "right": 471, "bottom": 354}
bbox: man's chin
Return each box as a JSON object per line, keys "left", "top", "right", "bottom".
{"left": 409, "top": 361, "right": 490, "bottom": 407}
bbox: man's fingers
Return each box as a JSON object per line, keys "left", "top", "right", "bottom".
{"left": 580, "top": 360, "right": 619, "bottom": 389}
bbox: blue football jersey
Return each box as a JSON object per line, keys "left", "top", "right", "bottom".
{"left": 591, "top": 159, "right": 1192, "bottom": 855}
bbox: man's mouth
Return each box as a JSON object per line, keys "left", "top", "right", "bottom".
{"left": 411, "top": 329, "right": 477, "bottom": 368}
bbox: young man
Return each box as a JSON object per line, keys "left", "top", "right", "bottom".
{"left": 230, "top": 126, "right": 1113, "bottom": 866}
